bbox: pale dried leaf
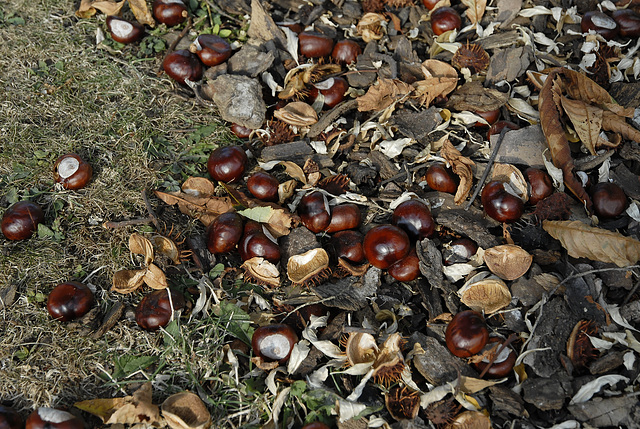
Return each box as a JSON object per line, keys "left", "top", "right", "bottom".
{"left": 128, "top": 0, "right": 155, "bottom": 27}
{"left": 280, "top": 161, "right": 307, "bottom": 183}
{"left": 441, "top": 139, "right": 475, "bottom": 205}
{"left": 182, "top": 177, "right": 215, "bottom": 197}
{"left": 155, "top": 190, "right": 235, "bottom": 226}
{"left": 412, "top": 60, "right": 458, "bottom": 107}
{"left": 543, "top": 220, "right": 640, "bottom": 267}
{"left": 161, "top": 391, "right": 211, "bottom": 429}
{"left": 273, "top": 102, "right": 317, "bottom": 126}
{"left": 569, "top": 375, "right": 629, "bottom": 405}
{"left": 104, "top": 383, "right": 160, "bottom": 425}
{"left": 560, "top": 96, "right": 603, "bottom": 156}
{"left": 287, "top": 340, "right": 310, "bottom": 375}
{"left": 458, "top": 376, "right": 505, "bottom": 394}
{"left": 238, "top": 206, "right": 295, "bottom": 237}
{"left": 112, "top": 269, "right": 146, "bottom": 294}
{"left": 76, "top": 0, "right": 125, "bottom": 18}
{"left": 462, "top": 0, "right": 487, "bottom": 25}
{"left": 357, "top": 78, "right": 413, "bottom": 112}
{"left": 129, "top": 233, "right": 154, "bottom": 265}
{"left": 484, "top": 244, "right": 532, "bottom": 280}
{"left": 143, "top": 264, "right": 168, "bottom": 290}
{"left": 602, "top": 111, "right": 640, "bottom": 143}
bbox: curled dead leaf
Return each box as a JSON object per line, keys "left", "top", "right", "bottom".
{"left": 441, "top": 139, "right": 475, "bottom": 205}
{"left": 484, "top": 244, "right": 532, "bottom": 281}
{"left": 273, "top": 102, "right": 318, "bottom": 126}
{"left": 128, "top": 0, "right": 155, "bottom": 27}
{"left": 161, "top": 391, "right": 211, "bottom": 429}
{"left": 155, "top": 189, "right": 235, "bottom": 226}
{"left": 76, "top": 0, "right": 125, "bottom": 18}
{"left": 357, "top": 78, "right": 413, "bottom": 112}
{"left": 75, "top": 382, "right": 160, "bottom": 425}
{"left": 461, "top": 0, "right": 487, "bottom": 25}
{"left": 412, "top": 60, "right": 458, "bottom": 107}
{"left": 458, "top": 273, "right": 511, "bottom": 314}
{"left": 182, "top": 177, "right": 216, "bottom": 198}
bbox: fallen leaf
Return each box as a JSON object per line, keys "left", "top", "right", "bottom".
{"left": 602, "top": 111, "right": 640, "bottom": 143}
{"left": 461, "top": 0, "right": 487, "bottom": 25}
{"left": 128, "top": 0, "right": 154, "bottom": 26}
{"left": 76, "top": 0, "right": 125, "bottom": 18}
{"left": 162, "top": 391, "right": 211, "bottom": 429}
{"left": 484, "top": 244, "right": 532, "bottom": 280}
{"left": 75, "top": 382, "right": 160, "bottom": 425}
{"left": 446, "top": 81, "right": 508, "bottom": 112}
{"left": 441, "top": 139, "right": 475, "bottom": 205}
{"left": 238, "top": 206, "right": 296, "bottom": 237}
{"left": 458, "top": 375, "right": 505, "bottom": 394}
{"left": 273, "top": 101, "right": 318, "bottom": 126}
{"left": 112, "top": 269, "right": 146, "bottom": 294}
{"left": 560, "top": 96, "right": 603, "bottom": 156}
{"left": 543, "top": 220, "right": 640, "bottom": 267}
{"left": 412, "top": 60, "right": 458, "bottom": 107}
{"left": 357, "top": 78, "right": 413, "bottom": 112}
{"left": 182, "top": 177, "right": 215, "bottom": 197}
{"left": 155, "top": 190, "right": 235, "bottom": 226}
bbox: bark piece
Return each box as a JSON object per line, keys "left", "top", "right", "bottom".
{"left": 611, "top": 163, "right": 640, "bottom": 200}
{"left": 589, "top": 351, "right": 626, "bottom": 375}
{"left": 609, "top": 81, "right": 640, "bottom": 109}
{"left": 247, "top": 0, "right": 287, "bottom": 49}
{"left": 489, "top": 386, "right": 528, "bottom": 417}
{"left": 391, "top": 107, "right": 442, "bottom": 143}
{"left": 568, "top": 395, "right": 640, "bottom": 427}
{"left": 0, "top": 284, "right": 18, "bottom": 310}
{"left": 312, "top": 267, "right": 380, "bottom": 310}
{"left": 522, "top": 376, "right": 573, "bottom": 411}
{"left": 92, "top": 301, "right": 125, "bottom": 339}
{"left": 486, "top": 46, "right": 533, "bottom": 85}
{"left": 410, "top": 333, "right": 477, "bottom": 385}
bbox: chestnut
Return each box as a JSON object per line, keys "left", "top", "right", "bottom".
{"left": 251, "top": 324, "right": 298, "bottom": 363}
{"left": 298, "top": 191, "right": 331, "bottom": 233}
{"left": 391, "top": 200, "right": 435, "bottom": 241}
{"left": 106, "top": 16, "right": 144, "bottom": 44}
{"left": 190, "top": 34, "right": 232, "bottom": 67}
{"left": 230, "top": 123, "right": 252, "bottom": 138}
{"left": 0, "top": 404, "right": 23, "bottom": 429}
{"left": 302, "top": 423, "right": 330, "bottom": 429}
{"left": 207, "top": 145, "right": 247, "bottom": 183}
{"left": 326, "top": 204, "right": 361, "bottom": 233}
{"left": 422, "top": 0, "right": 439, "bottom": 10}
{"left": 471, "top": 337, "right": 517, "bottom": 378}
{"left": 612, "top": 9, "right": 640, "bottom": 37}
{"left": 298, "top": 31, "right": 334, "bottom": 58}
{"left": 445, "top": 310, "right": 489, "bottom": 358}
{"left": 524, "top": 167, "right": 554, "bottom": 205}
{"left": 135, "top": 288, "right": 186, "bottom": 331}
{"left": 153, "top": 0, "right": 188, "bottom": 27}
{"left": 363, "top": 224, "right": 410, "bottom": 269}
{"left": 474, "top": 109, "right": 500, "bottom": 127}
{"left": 25, "top": 407, "right": 83, "bottom": 429}
{"left": 487, "top": 120, "right": 519, "bottom": 141}
{"left": 47, "top": 281, "right": 94, "bottom": 322}
{"left": 425, "top": 163, "right": 457, "bottom": 194}
{"left": 207, "top": 212, "right": 243, "bottom": 254}
{"left": 431, "top": 7, "right": 462, "bottom": 36}
{"left": 239, "top": 224, "right": 281, "bottom": 263}
{"left": 581, "top": 10, "right": 619, "bottom": 40}
{"left": 481, "top": 181, "right": 524, "bottom": 223}
{"left": 162, "top": 49, "right": 203, "bottom": 85}
{"left": 247, "top": 171, "right": 279, "bottom": 202}
{"left": 53, "top": 153, "right": 92, "bottom": 190}
{"left": 331, "top": 230, "right": 366, "bottom": 264}
{"left": 591, "top": 182, "right": 628, "bottom": 219}
{"left": 331, "top": 39, "right": 361, "bottom": 64}
{"left": 309, "top": 77, "right": 349, "bottom": 109}
{"left": 443, "top": 238, "right": 477, "bottom": 265}
{"left": 1, "top": 200, "right": 45, "bottom": 241}
{"left": 388, "top": 248, "right": 420, "bottom": 282}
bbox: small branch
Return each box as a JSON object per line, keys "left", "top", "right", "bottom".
{"left": 141, "top": 189, "right": 161, "bottom": 230}
{"left": 103, "top": 217, "right": 153, "bottom": 229}
{"left": 477, "top": 333, "right": 518, "bottom": 379}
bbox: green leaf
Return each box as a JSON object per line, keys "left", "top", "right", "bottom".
{"left": 219, "top": 29, "right": 232, "bottom": 38}
{"left": 163, "top": 318, "right": 182, "bottom": 346}
{"left": 208, "top": 263, "right": 225, "bottom": 279}
{"left": 112, "top": 355, "right": 158, "bottom": 379}
{"left": 238, "top": 206, "right": 273, "bottom": 223}
{"left": 290, "top": 380, "right": 307, "bottom": 398}
{"left": 7, "top": 16, "right": 25, "bottom": 25}
{"left": 216, "top": 300, "right": 254, "bottom": 345}
{"left": 211, "top": 23, "right": 220, "bottom": 35}
{"left": 37, "top": 224, "right": 54, "bottom": 238}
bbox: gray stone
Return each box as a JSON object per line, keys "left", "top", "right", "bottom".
{"left": 208, "top": 74, "right": 266, "bottom": 129}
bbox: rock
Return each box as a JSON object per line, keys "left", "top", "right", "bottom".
{"left": 227, "top": 43, "right": 275, "bottom": 77}
{"left": 522, "top": 376, "right": 573, "bottom": 411}
{"left": 206, "top": 74, "right": 266, "bottom": 129}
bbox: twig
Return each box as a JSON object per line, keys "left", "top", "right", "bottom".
{"left": 102, "top": 217, "right": 153, "bottom": 229}
{"left": 380, "top": 164, "right": 425, "bottom": 186}
{"left": 623, "top": 278, "right": 640, "bottom": 306}
{"left": 141, "top": 189, "right": 161, "bottom": 230}
{"left": 157, "top": 16, "right": 195, "bottom": 76}
{"left": 477, "top": 333, "right": 518, "bottom": 379}
{"left": 464, "top": 126, "right": 509, "bottom": 210}
{"left": 205, "top": 0, "right": 245, "bottom": 24}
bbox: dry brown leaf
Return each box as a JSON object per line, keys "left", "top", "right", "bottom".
{"left": 182, "top": 177, "right": 215, "bottom": 197}
{"left": 76, "top": 0, "right": 125, "bottom": 18}
{"left": 357, "top": 78, "right": 413, "bottom": 112}
{"left": 561, "top": 68, "right": 620, "bottom": 112}
{"left": 543, "top": 220, "right": 640, "bottom": 267}
{"left": 143, "top": 263, "right": 169, "bottom": 290}
{"left": 155, "top": 190, "right": 235, "bottom": 226}
{"left": 238, "top": 206, "right": 296, "bottom": 237}
{"left": 446, "top": 81, "right": 508, "bottom": 112}
{"left": 458, "top": 276, "right": 511, "bottom": 314}
{"left": 280, "top": 161, "right": 307, "bottom": 183}
{"left": 484, "top": 244, "right": 532, "bottom": 280}
{"left": 412, "top": 60, "right": 458, "bottom": 107}
{"left": 560, "top": 96, "right": 603, "bottom": 156}
{"left": 128, "top": 0, "right": 155, "bottom": 27}
{"left": 458, "top": 376, "right": 504, "bottom": 394}
{"left": 273, "top": 102, "right": 318, "bottom": 126}
{"left": 162, "top": 391, "right": 211, "bottom": 429}
{"left": 75, "top": 383, "right": 160, "bottom": 425}
{"left": 112, "top": 269, "right": 146, "bottom": 294}
{"left": 449, "top": 411, "right": 492, "bottom": 429}
{"left": 602, "top": 111, "right": 640, "bottom": 143}
{"left": 129, "top": 233, "right": 154, "bottom": 266}
{"left": 461, "top": 0, "right": 487, "bottom": 25}
{"left": 441, "top": 139, "right": 475, "bottom": 205}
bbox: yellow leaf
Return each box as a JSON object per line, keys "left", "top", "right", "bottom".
{"left": 560, "top": 96, "right": 603, "bottom": 156}
{"left": 128, "top": 0, "right": 155, "bottom": 27}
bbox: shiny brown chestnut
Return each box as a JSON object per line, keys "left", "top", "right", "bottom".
{"left": 391, "top": 200, "right": 435, "bottom": 241}
{"left": 239, "top": 224, "right": 281, "bottom": 263}
{"left": 162, "top": 49, "right": 203, "bottom": 85}
{"left": 299, "top": 31, "right": 334, "bottom": 58}
{"left": 301, "top": 423, "right": 330, "bottom": 429}
{"left": 153, "top": 0, "right": 188, "bottom": 27}
{"left": 445, "top": 310, "right": 489, "bottom": 358}
{"left": 247, "top": 171, "right": 279, "bottom": 202}
{"left": 425, "top": 163, "right": 457, "bottom": 194}
{"left": 472, "top": 337, "right": 517, "bottom": 378}
{"left": 487, "top": 120, "right": 519, "bottom": 141}
{"left": 298, "top": 191, "right": 331, "bottom": 233}
{"left": 591, "top": 182, "right": 628, "bottom": 219}
{"left": 207, "top": 212, "right": 243, "bottom": 254}
{"left": 581, "top": 10, "right": 619, "bottom": 40}
{"left": 326, "top": 203, "right": 361, "bottom": 233}
{"left": 0, "top": 404, "right": 23, "bottom": 429}
{"left": 230, "top": 123, "right": 252, "bottom": 138}
{"left": 47, "top": 281, "right": 94, "bottom": 322}
{"left": 53, "top": 153, "right": 92, "bottom": 190}
{"left": 431, "top": 7, "right": 462, "bottom": 36}
{"left": 481, "top": 180, "right": 524, "bottom": 223}
{"left": 190, "top": 34, "right": 232, "bottom": 67}
{"left": 612, "top": 9, "right": 640, "bottom": 37}
{"left": 106, "top": 16, "right": 144, "bottom": 44}
{"left": 443, "top": 238, "right": 478, "bottom": 265}
{"left": 25, "top": 407, "right": 84, "bottom": 429}
{"left": 474, "top": 109, "right": 500, "bottom": 127}
{"left": 524, "top": 167, "right": 554, "bottom": 205}
{"left": 331, "top": 39, "right": 361, "bottom": 64}
{"left": 309, "top": 77, "right": 349, "bottom": 109}
{"left": 251, "top": 324, "right": 298, "bottom": 363}
{"left": 135, "top": 288, "right": 186, "bottom": 331}
{"left": 207, "top": 145, "right": 247, "bottom": 183}
{"left": 363, "top": 224, "right": 411, "bottom": 269}
{"left": 422, "top": 0, "right": 439, "bottom": 10}
{"left": 1, "top": 200, "right": 45, "bottom": 241}
{"left": 331, "top": 230, "right": 366, "bottom": 264}
{"left": 388, "top": 248, "right": 420, "bottom": 282}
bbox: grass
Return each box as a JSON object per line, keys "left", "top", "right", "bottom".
{"left": 0, "top": 0, "right": 273, "bottom": 426}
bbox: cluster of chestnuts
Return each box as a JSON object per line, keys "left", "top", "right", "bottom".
{"left": 0, "top": 405, "right": 85, "bottom": 429}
